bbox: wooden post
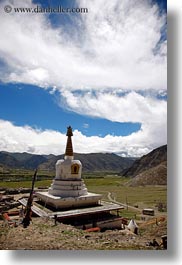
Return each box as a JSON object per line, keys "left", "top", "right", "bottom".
{"left": 22, "top": 169, "right": 37, "bottom": 228}
{"left": 126, "top": 196, "right": 128, "bottom": 210}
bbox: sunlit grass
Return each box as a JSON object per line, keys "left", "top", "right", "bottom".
{"left": 84, "top": 177, "right": 167, "bottom": 209}
{"left": 0, "top": 180, "right": 52, "bottom": 189}
{"left": 0, "top": 173, "right": 167, "bottom": 210}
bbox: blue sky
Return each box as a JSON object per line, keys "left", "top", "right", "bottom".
{"left": 0, "top": 82, "right": 141, "bottom": 137}
{"left": 0, "top": 0, "right": 167, "bottom": 156}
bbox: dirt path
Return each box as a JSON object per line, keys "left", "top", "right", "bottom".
{"left": 107, "top": 192, "right": 142, "bottom": 212}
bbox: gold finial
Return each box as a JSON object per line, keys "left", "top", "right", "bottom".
{"left": 65, "top": 126, "right": 73, "bottom": 157}
{"left": 66, "top": 126, "right": 73, "bottom": 137}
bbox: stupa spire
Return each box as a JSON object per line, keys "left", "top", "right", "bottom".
{"left": 65, "top": 126, "right": 73, "bottom": 157}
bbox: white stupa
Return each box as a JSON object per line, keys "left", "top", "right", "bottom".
{"left": 36, "top": 126, "right": 102, "bottom": 209}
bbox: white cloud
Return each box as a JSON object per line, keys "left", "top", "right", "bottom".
{"left": 0, "top": 120, "right": 66, "bottom": 155}
{"left": 0, "top": 0, "right": 166, "bottom": 91}
{"left": 60, "top": 90, "right": 167, "bottom": 124}
{"left": 0, "top": 0, "right": 167, "bottom": 156}
{"left": 59, "top": 90, "right": 167, "bottom": 155}
{"left": 0, "top": 119, "right": 166, "bottom": 157}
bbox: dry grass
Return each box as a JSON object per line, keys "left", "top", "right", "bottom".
{"left": 0, "top": 216, "right": 167, "bottom": 250}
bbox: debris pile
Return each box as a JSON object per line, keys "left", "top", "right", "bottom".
{"left": 0, "top": 193, "right": 20, "bottom": 212}
{"left": 1, "top": 188, "right": 32, "bottom": 195}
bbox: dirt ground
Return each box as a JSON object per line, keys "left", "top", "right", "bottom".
{"left": 0, "top": 215, "right": 167, "bottom": 250}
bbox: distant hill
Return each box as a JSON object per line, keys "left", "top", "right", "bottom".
{"left": 7, "top": 152, "right": 35, "bottom": 162}
{"left": 126, "top": 161, "right": 167, "bottom": 186}
{"left": 38, "top": 153, "right": 122, "bottom": 172}
{"left": 0, "top": 151, "right": 135, "bottom": 173}
{"left": 0, "top": 151, "right": 48, "bottom": 170}
{"left": 121, "top": 145, "right": 167, "bottom": 177}
{"left": 120, "top": 145, "right": 167, "bottom": 186}
{"left": 0, "top": 152, "right": 21, "bottom": 168}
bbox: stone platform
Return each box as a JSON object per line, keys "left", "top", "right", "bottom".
{"left": 36, "top": 191, "right": 102, "bottom": 210}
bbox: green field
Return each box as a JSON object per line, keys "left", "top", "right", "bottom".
{"left": 0, "top": 172, "right": 167, "bottom": 212}
{"left": 84, "top": 177, "right": 166, "bottom": 208}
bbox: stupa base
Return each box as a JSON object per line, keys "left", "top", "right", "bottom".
{"left": 36, "top": 191, "right": 102, "bottom": 210}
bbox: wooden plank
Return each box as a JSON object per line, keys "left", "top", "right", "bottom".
{"left": 18, "top": 199, "right": 123, "bottom": 219}
{"left": 18, "top": 198, "right": 27, "bottom": 207}
{"left": 18, "top": 198, "right": 48, "bottom": 217}
{"left": 48, "top": 201, "right": 124, "bottom": 218}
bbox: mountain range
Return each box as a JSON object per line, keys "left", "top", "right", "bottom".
{"left": 0, "top": 151, "right": 135, "bottom": 173}
{"left": 0, "top": 144, "right": 167, "bottom": 185}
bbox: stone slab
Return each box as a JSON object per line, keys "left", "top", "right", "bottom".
{"left": 36, "top": 191, "right": 102, "bottom": 209}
